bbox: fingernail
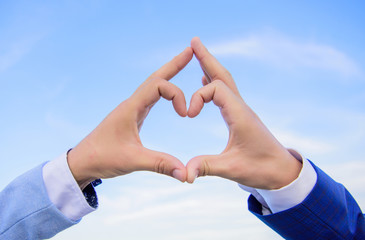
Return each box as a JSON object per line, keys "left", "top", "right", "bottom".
{"left": 172, "top": 169, "right": 184, "bottom": 182}
{"left": 190, "top": 170, "right": 199, "bottom": 183}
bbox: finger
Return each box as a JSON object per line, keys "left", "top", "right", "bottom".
{"left": 149, "top": 47, "right": 193, "bottom": 81}
{"left": 186, "top": 154, "right": 222, "bottom": 183}
{"left": 202, "top": 75, "right": 209, "bottom": 86}
{"left": 191, "top": 37, "right": 239, "bottom": 95}
{"left": 139, "top": 148, "right": 187, "bottom": 182}
{"left": 203, "top": 70, "right": 211, "bottom": 84}
{"left": 188, "top": 80, "right": 233, "bottom": 118}
{"left": 157, "top": 80, "right": 187, "bottom": 117}
{"left": 135, "top": 78, "right": 187, "bottom": 117}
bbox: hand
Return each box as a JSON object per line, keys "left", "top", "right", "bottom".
{"left": 186, "top": 37, "right": 301, "bottom": 190}
{"left": 67, "top": 47, "right": 193, "bottom": 189}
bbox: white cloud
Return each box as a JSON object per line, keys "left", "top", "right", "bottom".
{"left": 321, "top": 160, "right": 365, "bottom": 210}
{"left": 271, "top": 128, "right": 334, "bottom": 155}
{"left": 52, "top": 177, "right": 282, "bottom": 240}
{"left": 259, "top": 101, "right": 365, "bottom": 159}
{"left": 210, "top": 32, "right": 361, "bottom": 76}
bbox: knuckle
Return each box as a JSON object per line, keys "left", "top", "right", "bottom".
{"left": 192, "top": 91, "right": 200, "bottom": 100}
{"left": 214, "top": 79, "right": 224, "bottom": 85}
{"left": 172, "top": 60, "right": 184, "bottom": 73}
{"left": 150, "top": 78, "right": 167, "bottom": 93}
{"left": 212, "top": 79, "right": 225, "bottom": 89}
{"left": 151, "top": 77, "right": 164, "bottom": 84}
{"left": 154, "top": 157, "right": 166, "bottom": 174}
{"left": 223, "top": 69, "right": 233, "bottom": 79}
{"left": 201, "top": 159, "right": 211, "bottom": 176}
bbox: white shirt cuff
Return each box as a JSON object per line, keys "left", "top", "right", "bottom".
{"left": 42, "top": 152, "right": 96, "bottom": 221}
{"left": 240, "top": 149, "right": 317, "bottom": 214}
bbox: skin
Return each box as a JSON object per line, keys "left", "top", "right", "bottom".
{"left": 186, "top": 37, "right": 302, "bottom": 190}
{"left": 67, "top": 47, "right": 193, "bottom": 190}
{"left": 68, "top": 38, "right": 301, "bottom": 191}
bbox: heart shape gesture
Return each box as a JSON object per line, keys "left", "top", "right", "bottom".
{"left": 68, "top": 37, "right": 301, "bottom": 191}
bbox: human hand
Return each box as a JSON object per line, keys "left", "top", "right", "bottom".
{"left": 186, "top": 37, "right": 301, "bottom": 190}
{"left": 67, "top": 47, "right": 193, "bottom": 189}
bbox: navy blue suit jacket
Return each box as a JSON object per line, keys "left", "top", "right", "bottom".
{"left": 248, "top": 161, "right": 365, "bottom": 239}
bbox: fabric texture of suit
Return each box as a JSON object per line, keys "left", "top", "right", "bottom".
{"left": 0, "top": 163, "right": 78, "bottom": 240}
{"left": 248, "top": 160, "right": 365, "bottom": 240}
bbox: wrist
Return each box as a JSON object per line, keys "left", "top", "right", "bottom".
{"left": 255, "top": 156, "right": 317, "bottom": 213}
{"left": 266, "top": 148, "right": 302, "bottom": 190}
{"left": 67, "top": 143, "right": 98, "bottom": 190}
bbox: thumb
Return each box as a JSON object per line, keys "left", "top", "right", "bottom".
{"left": 186, "top": 154, "right": 221, "bottom": 183}
{"left": 139, "top": 148, "right": 187, "bottom": 182}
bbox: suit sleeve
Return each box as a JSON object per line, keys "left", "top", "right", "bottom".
{"left": 248, "top": 161, "right": 365, "bottom": 240}
{"left": 0, "top": 163, "right": 79, "bottom": 240}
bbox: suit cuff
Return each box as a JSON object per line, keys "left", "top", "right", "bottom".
{"left": 239, "top": 149, "right": 317, "bottom": 214}
{"left": 257, "top": 150, "right": 317, "bottom": 213}
{"left": 42, "top": 152, "right": 97, "bottom": 221}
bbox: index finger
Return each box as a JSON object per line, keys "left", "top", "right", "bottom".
{"left": 187, "top": 80, "right": 236, "bottom": 118}
{"left": 149, "top": 47, "right": 193, "bottom": 81}
{"left": 191, "top": 37, "right": 239, "bottom": 95}
{"left": 134, "top": 78, "right": 187, "bottom": 117}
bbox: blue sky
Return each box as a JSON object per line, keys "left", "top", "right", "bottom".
{"left": 1, "top": 1, "right": 365, "bottom": 239}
